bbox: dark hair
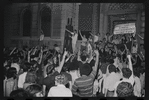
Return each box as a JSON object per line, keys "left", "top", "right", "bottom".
{"left": 54, "top": 44, "right": 58, "bottom": 47}
{"left": 68, "top": 60, "right": 79, "bottom": 71}
{"left": 25, "top": 84, "right": 42, "bottom": 97}
{"left": 116, "top": 82, "right": 134, "bottom": 97}
{"left": 80, "top": 55, "right": 87, "bottom": 62}
{"left": 25, "top": 71, "right": 37, "bottom": 83}
{"left": 79, "top": 63, "right": 92, "bottom": 76}
{"left": 6, "top": 67, "right": 17, "bottom": 79}
{"left": 22, "top": 62, "right": 31, "bottom": 72}
{"left": 122, "top": 68, "right": 132, "bottom": 79}
{"left": 133, "top": 68, "right": 140, "bottom": 78}
{"left": 12, "top": 57, "right": 19, "bottom": 63}
{"left": 108, "top": 64, "right": 116, "bottom": 73}
{"left": 10, "top": 89, "right": 30, "bottom": 97}
{"left": 108, "top": 59, "right": 114, "bottom": 64}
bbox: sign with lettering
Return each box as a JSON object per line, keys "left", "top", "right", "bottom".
{"left": 114, "top": 23, "right": 136, "bottom": 34}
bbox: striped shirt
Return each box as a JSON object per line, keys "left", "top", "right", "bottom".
{"left": 72, "top": 70, "right": 96, "bottom": 97}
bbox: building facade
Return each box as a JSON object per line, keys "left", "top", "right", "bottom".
{"left": 4, "top": 3, "right": 144, "bottom": 50}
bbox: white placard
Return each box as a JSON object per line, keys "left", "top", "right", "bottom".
{"left": 114, "top": 23, "right": 136, "bottom": 34}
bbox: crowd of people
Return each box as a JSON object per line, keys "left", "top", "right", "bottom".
{"left": 3, "top": 29, "right": 145, "bottom": 97}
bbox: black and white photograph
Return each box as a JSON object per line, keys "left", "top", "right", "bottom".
{"left": 3, "top": 3, "right": 145, "bottom": 97}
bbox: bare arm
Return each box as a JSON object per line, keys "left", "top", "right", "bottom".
{"left": 89, "top": 32, "right": 94, "bottom": 36}
{"left": 93, "top": 50, "right": 99, "bottom": 72}
{"left": 57, "top": 50, "right": 68, "bottom": 73}
{"left": 79, "top": 30, "right": 83, "bottom": 39}
{"left": 66, "top": 29, "right": 74, "bottom": 35}
{"left": 137, "top": 34, "right": 144, "bottom": 39}
{"left": 38, "top": 47, "right": 43, "bottom": 64}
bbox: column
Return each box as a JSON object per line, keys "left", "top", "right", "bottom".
{"left": 92, "top": 3, "right": 99, "bottom": 35}
{"left": 73, "top": 3, "right": 80, "bottom": 31}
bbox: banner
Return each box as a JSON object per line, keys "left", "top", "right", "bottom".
{"left": 114, "top": 23, "right": 136, "bottom": 34}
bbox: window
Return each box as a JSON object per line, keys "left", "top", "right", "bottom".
{"left": 22, "top": 9, "right": 32, "bottom": 36}
{"left": 40, "top": 7, "right": 51, "bottom": 37}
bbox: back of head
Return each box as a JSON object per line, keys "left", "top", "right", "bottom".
{"left": 80, "top": 54, "right": 87, "bottom": 62}
{"left": 108, "top": 64, "right": 116, "bottom": 73}
{"left": 55, "top": 74, "right": 68, "bottom": 85}
{"left": 25, "top": 71, "right": 37, "bottom": 83}
{"left": 122, "top": 68, "right": 132, "bottom": 79}
{"left": 12, "top": 57, "right": 19, "bottom": 63}
{"left": 68, "top": 60, "right": 79, "bottom": 71}
{"left": 10, "top": 89, "right": 30, "bottom": 97}
{"left": 25, "top": 84, "right": 42, "bottom": 97}
{"left": 79, "top": 63, "right": 92, "bottom": 76}
{"left": 116, "top": 82, "right": 134, "bottom": 97}
{"left": 22, "top": 62, "right": 32, "bottom": 72}
{"left": 6, "top": 67, "right": 17, "bottom": 79}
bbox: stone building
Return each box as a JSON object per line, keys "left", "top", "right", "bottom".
{"left": 4, "top": 3, "right": 144, "bottom": 50}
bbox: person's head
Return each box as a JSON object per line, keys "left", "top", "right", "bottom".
{"left": 25, "top": 71, "right": 37, "bottom": 84}
{"left": 80, "top": 54, "right": 88, "bottom": 62}
{"left": 108, "top": 58, "right": 114, "bottom": 64}
{"left": 79, "top": 63, "right": 92, "bottom": 76}
{"left": 22, "top": 62, "right": 32, "bottom": 72}
{"left": 25, "top": 84, "right": 43, "bottom": 97}
{"left": 6, "top": 67, "right": 17, "bottom": 79}
{"left": 116, "top": 82, "right": 134, "bottom": 97}
{"left": 140, "top": 44, "right": 144, "bottom": 49}
{"left": 122, "top": 68, "right": 132, "bottom": 79}
{"left": 108, "top": 64, "right": 116, "bottom": 73}
{"left": 74, "top": 29, "right": 77, "bottom": 35}
{"left": 55, "top": 74, "right": 68, "bottom": 85}
{"left": 103, "top": 38, "right": 106, "bottom": 42}
{"left": 106, "top": 32, "right": 110, "bottom": 36}
{"left": 83, "top": 34, "right": 86, "bottom": 38}
{"left": 12, "top": 57, "right": 19, "bottom": 64}
{"left": 10, "top": 89, "right": 30, "bottom": 97}
{"left": 68, "top": 60, "right": 79, "bottom": 71}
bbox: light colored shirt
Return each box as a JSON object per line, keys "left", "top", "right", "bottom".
{"left": 132, "top": 45, "right": 138, "bottom": 53}
{"left": 133, "top": 76, "right": 141, "bottom": 97}
{"left": 72, "top": 34, "right": 78, "bottom": 45}
{"left": 105, "top": 72, "right": 122, "bottom": 91}
{"left": 40, "top": 34, "right": 44, "bottom": 41}
{"left": 112, "top": 39, "right": 119, "bottom": 44}
{"left": 11, "top": 63, "right": 20, "bottom": 74}
{"left": 18, "top": 72, "right": 27, "bottom": 88}
{"left": 69, "top": 70, "right": 79, "bottom": 85}
{"left": 140, "top": 73, "right": 145, "bottom": 90}
{"left": 48, "top": 84, "right": 72, "bottom": 97}
{"left": 94, "top": 35, "right": 98, "bottom": 43}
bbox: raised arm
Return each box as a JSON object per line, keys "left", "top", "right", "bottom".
{"left": 57, "top": 49, "right": 68, "bottom": 73}
{"left": 93, "top": 50, "right": 99, "bottom": 72}
{"left": 89, "top": 32, "right": 94, "bottom": 36}
{"left": 38, "top": 47, "right": 43, "bottom": 64}
{"left": 127, "top": 50, "right": 134, "bottom": 84}
{"left": 66, "top": 29, "right": 74, "bottom": 35}
{"left": 137, "top": 34, "right": 144, "bottom": 39}
{"left": 79, "top": 30, "right": 83, "bottom": 39}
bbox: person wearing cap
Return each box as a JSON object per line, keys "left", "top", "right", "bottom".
{"left": 72, "top": 50, "right": 99, "bottom": 97}
{"left": 47, "top": 74, "right": 72, "bottom": 97}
